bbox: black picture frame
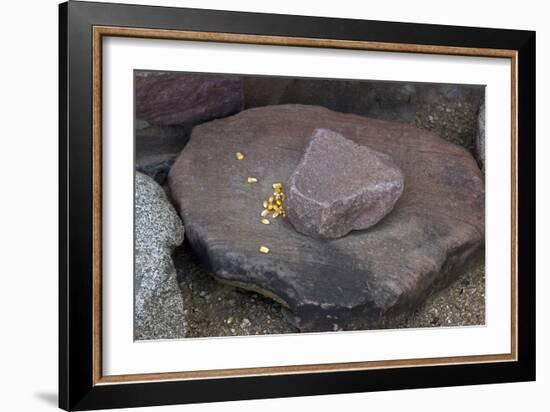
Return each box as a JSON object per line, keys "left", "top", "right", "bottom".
{"left": 59, "top": 1, "right": 536, "bottom": 410}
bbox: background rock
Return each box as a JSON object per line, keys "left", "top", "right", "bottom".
{"left": 168, "top": 104, "right": 484, "bottom": 332}
{"left": 136, "top": 120, "right": 191, "bottom": 184}
{"left": 135, "top": 172, "right": 186, "bottom": 340}
{"left": 243, "top": 78, "right": 418, "bottom": 122}
{"left": 287, "top": 128, "right": 404, "bottom": 239}
{"left": 135, "top": 71, "right": 244, "bottom": 126}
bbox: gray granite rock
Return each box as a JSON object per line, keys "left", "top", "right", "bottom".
{"left": 168, "top": 105, "right": 484, "bottom": 332}
{"left": 287, "top": 128, "right": 404, "bottom": 239}
{"left": 476, "top": 103, "right": 485, "bottom": 171}
{"left": 135, "top": 172, "right": 186, "bottom": 340}
{"left": 135, "top": 71, "right": 244, "bottom": 126}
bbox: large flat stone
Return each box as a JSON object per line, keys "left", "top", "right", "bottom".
{"left": 168, "top": 105, "right": 484, "bottom": 332}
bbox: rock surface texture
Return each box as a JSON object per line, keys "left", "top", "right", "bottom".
{"left": 135, "top": 172, "right": 186, "bottom": 340}
{"left": 135, "top": 119, "right": 191, "bottom": 184}
{"left": 476, "top": 103, "right": 486, "bottom": 171}
{"left": 136, "top": 72, "right": 244, "bottom": 126}
{"left": 287, "top": 128, "right": 404, "bottom": 239}
{"left": 168, "top": 105, "right": 485, "bottom": 332}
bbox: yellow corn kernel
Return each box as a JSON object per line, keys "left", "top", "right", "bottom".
{"left": 247, "top": 177, "right": 258, "bottom": 184}
{"left": 272, "top": 211, "right": 280, "bottom": 218}
{"left": 259, "top": 245, "right": 270, "bottom": 254}
{"left": 261, "top": 209, "right": 270, "bottom": 217}
{"left": 236, "top": 152, "right": 245, "bottom": 160}
{"left": 261, "top": 218, "right": 270, "bottom": 225}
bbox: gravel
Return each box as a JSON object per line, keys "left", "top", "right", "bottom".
{"left": 389, "top": 261, "right": 485, "bottom": 328}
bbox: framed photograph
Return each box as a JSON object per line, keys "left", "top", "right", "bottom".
{"left": 59, "top": 1, "right": 535, "bottom": 410}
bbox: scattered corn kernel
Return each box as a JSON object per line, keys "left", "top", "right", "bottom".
{"left": 258, "top": 182, "right": 286, "bottom": 224}
{"left": 247, "top": 177, "right": 258, "bottom": 184}
{"left": 259, "top": 245, "right": 270, "bottom": 254}
{"left": 236, "top": 152, "right": 245, "bottom": 160}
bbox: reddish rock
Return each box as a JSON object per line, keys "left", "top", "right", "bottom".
{"left": 135, "top": 72, "right": 244, "bottom": 126}
{"left": 287, "top": 128, "right": 404, "bottom": 239}
{"left": 168, "top": 105, "right": 484, "bottom": 332}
